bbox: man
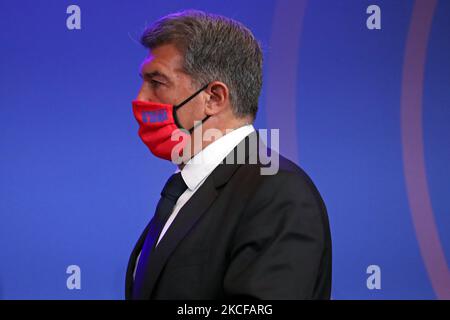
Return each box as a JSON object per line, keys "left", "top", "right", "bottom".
{"left": 126, "top": 10, "right": 332, "bottom": 300}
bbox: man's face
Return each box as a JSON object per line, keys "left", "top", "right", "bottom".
{"left": 136, "top": 43, "right": 207, "bottom": 130}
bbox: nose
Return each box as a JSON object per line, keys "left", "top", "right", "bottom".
{"left": 136, "top": 83, "right": 153, "bottom": 101}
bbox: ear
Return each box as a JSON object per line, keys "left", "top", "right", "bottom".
{"left": 204, "top": 81, "right": 229, "bottom": 115}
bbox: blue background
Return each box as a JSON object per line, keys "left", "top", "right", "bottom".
{"left": 0, "top": 0, "right": 448, "bottom": 299}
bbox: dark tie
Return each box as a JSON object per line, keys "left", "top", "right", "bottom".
{"left": 132, "top": 172, "right": 188, "bottom": 299}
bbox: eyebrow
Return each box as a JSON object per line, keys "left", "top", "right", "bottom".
{"left": 139, "top": 70, "right": 170, "bottom": 83}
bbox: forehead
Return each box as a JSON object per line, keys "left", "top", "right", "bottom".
{"left": 139, "top": 43, "right": 185, "bottom": 76}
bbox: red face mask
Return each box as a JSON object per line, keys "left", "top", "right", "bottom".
{"left": 132, "top": 84, "right": 210, "bottom": 161}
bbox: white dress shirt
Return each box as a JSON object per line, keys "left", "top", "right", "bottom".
{"left": 133, "top": 124, "right": 255, "bottom": 279}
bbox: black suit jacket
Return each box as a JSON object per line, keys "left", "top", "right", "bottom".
{"left": 125, "top": 132, "right": 332, "bottom": 299}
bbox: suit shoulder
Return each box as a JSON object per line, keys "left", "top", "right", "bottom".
{"left": 277, "top": 153, "right": 321, "bottom": 194}
{"left": 261, "top": 151, "right": 321, "bottom": 194}
{"left": 237, "top": 151, "right": 325, "bottom": 206}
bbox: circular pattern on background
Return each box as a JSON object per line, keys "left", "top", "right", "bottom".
{"left": 267, "top": 0, "right": 449, "bottom": 299}
{"left": 400, "top": 0, "right": 450, "bottom": 300}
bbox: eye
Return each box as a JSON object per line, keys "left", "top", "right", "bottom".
{"left": 149, "top": 79, "right": 163, "bottom": 88}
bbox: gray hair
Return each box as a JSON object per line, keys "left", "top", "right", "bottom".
{"left": 140, "top": 10, "right": 263, "bottom": 119}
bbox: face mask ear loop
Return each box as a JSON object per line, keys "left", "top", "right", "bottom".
{"left": 173, "top": 83, "right": 209, "bottom": 111}
{"left": 188, "top": 115, "right": 211, "bottom": 134}
{"left": 172, "top": 83, "right": 209, "bottom": 131}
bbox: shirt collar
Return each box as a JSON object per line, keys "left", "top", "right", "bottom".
{"left": 180, "top": 124, "right": 255, "bottom": 191}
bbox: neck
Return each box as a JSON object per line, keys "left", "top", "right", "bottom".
{"left": 177, "top": 120, "right": 252, "bottom": 170}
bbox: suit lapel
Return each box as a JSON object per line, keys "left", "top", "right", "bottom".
{"left": 125, "top": 218, "right": 154, "bottom": 299}
{"left": 138, "top": 175, "right": 219, "bottom": 299}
